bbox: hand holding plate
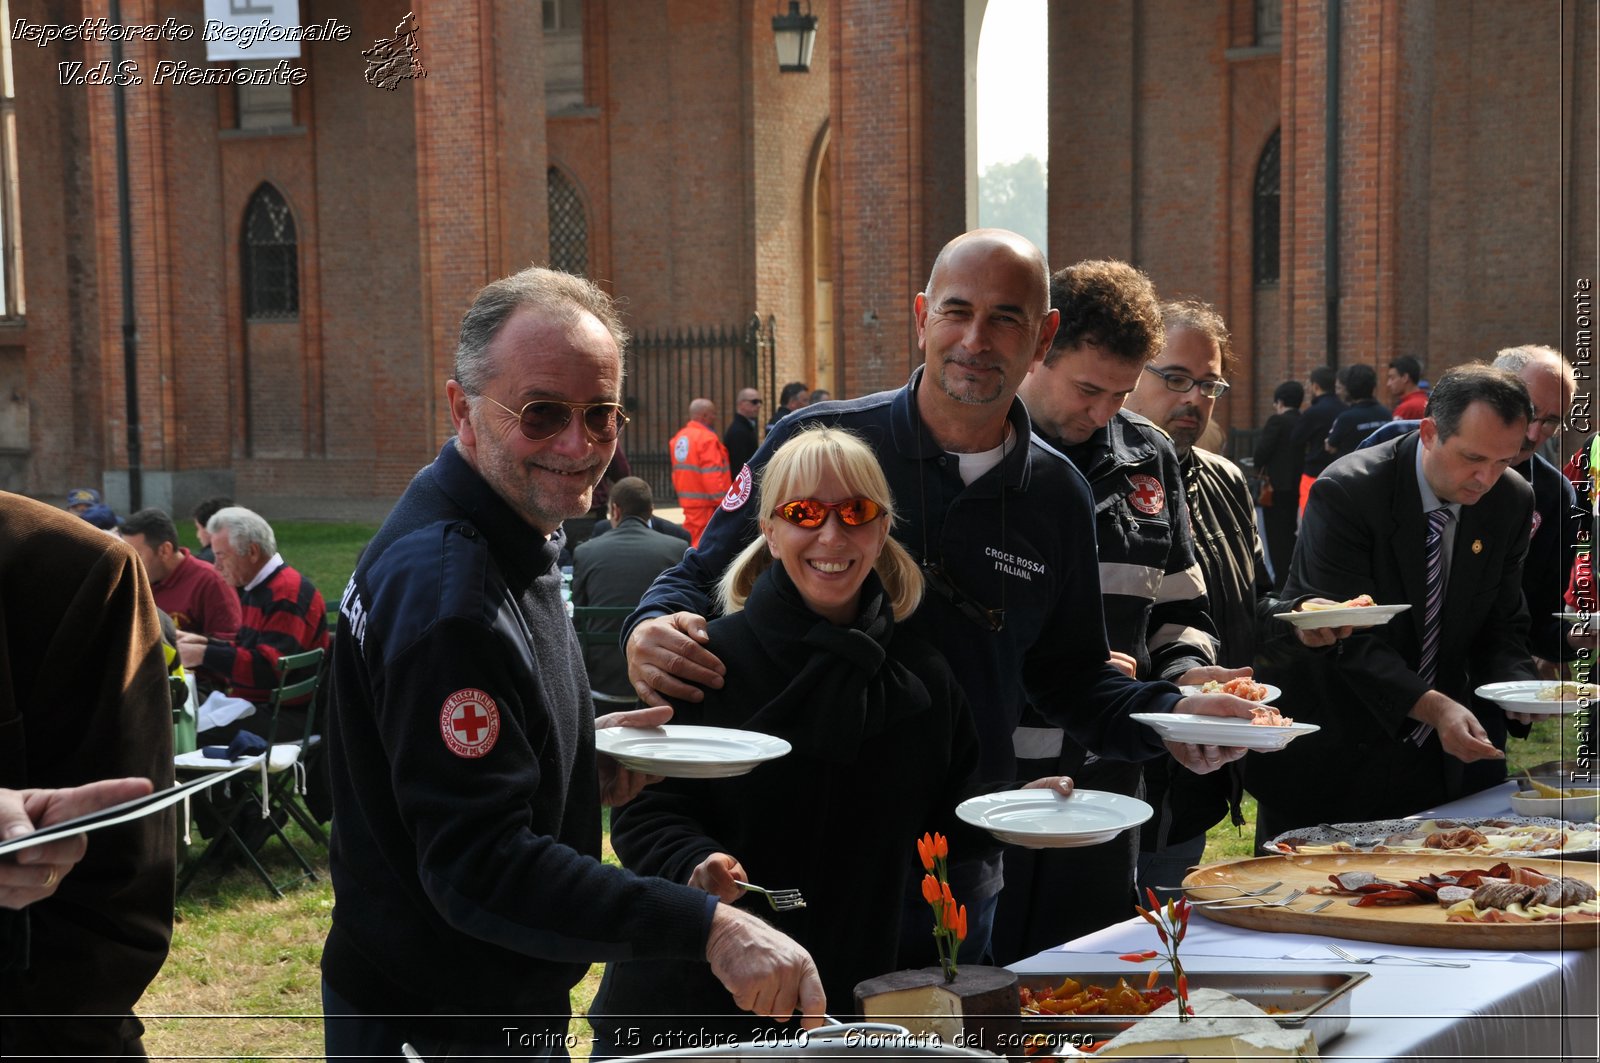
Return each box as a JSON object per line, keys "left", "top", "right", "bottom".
{"left": 1292, "top": 599, "right": 1354, "bottom": 646}
{"left": 595, "top": 704, "right": 672, "bottom": 807}
{"left": 1020, "top": 775, "right": 1076, "bottom": 797}
{"left": 1176, "top": 664, "right": 1252, "bottom": 686}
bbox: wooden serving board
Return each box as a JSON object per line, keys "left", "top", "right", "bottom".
{"left": 1182, "top": 854, "right": 1600, "bottom": 950}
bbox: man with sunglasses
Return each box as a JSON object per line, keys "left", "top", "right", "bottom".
{"left": 723, "top": 388, "right": 764, "bottom": 473}
{"left": 322, "top": 267, "right": 823, "bottom": 1060}
{"left": 625, "top": 230, "right": 1260, "bottom": 961}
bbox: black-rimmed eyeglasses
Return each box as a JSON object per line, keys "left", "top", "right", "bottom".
{"left": 478, "top": 395, "right": 630, "bottom": 443}
{"left": 920, "top": 560, "right": 1005, "bottom": 632}
{"left": 1144, "top": 365, "right": 1231, "bottom": 399}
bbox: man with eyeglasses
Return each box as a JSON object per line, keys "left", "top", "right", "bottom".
{"left": 626, "top": 231, "right": 1261, "bottom": 962}
{"left": 321, "top": 267, "right": 824, "bottom": 1059}
{"left": 1122, "top": 301, "right": 1335, "bottom": 895}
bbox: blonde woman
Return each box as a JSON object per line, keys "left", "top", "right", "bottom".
{"left": 590, "top": 426, "right": 988, "bottom": 1050}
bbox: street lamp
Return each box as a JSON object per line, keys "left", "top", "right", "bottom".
{"left": 771, "top": 1, "right": 818, "bottom": 73}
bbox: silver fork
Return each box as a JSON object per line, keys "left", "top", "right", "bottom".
{"left": 1188, "top": 887, "right": 1304, "bottom": 907}
{"left": 734, "top": 880, "right": 807, "bottom": 911}
{"left": 1325, "top": 942, "right": 1469, "bottom": 968}
{"left": 1175, "top": 880, "right": 1282, "bottom": 900}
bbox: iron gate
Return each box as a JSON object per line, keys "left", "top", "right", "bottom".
{"left": 624, "top": 314, "right": 776, "bottom": 501}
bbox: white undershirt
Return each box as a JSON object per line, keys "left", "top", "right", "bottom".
{"left": 953, "top": 426, "right": 1015, "bottom": 486}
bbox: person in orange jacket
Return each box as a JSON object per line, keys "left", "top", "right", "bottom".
{"left": 669, "top": 398, "right": 732, "bottom": 545}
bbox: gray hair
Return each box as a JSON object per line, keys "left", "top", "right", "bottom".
{"left": 206, "top": 506, "right": 276, "bottom": 558}
{"left": 1493, "top": 344, "right": 1575, "bottom": 392}
{"left": 453, "top": 266, "right": 629, "bottom": 395}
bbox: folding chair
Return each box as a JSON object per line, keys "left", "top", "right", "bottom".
{"left": 175, "top": 647, "right": 325, "bottom": 897}
{"left": 570, "top": 605, "right": 638, "bottom": 707}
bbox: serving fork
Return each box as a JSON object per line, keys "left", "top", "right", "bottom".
{"left": 1170, "top": 880, "right": 1281, "bottom": 899}
{"left": 1324, "top": 942, "right": 1469, "bottom": 968}
{"left": 734, "top": 880, "right": 807, "bottom": 911}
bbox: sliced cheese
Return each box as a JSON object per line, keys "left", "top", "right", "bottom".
{"left": 1094, "top": 987, "right": 1320, "bottom": 1060}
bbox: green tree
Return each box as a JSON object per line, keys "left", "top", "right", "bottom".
{"left": 978, "top": 154, "right": 1047, "bottom": 257}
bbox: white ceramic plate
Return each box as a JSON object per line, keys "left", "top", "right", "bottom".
{"left": 593, "top": 725, "right": 791, "bottom": 779}
{"left": 955, "top": 789, "right": 1154, "bottom": 849}
{"left": 1130, "top": 712, "right": 1320, "bottom": 752}
{"left": 1272, "top": 603, "right": 1411, "bottom": 629}
{"left": 1474, "top": 680, "right": 1599, "bottom": 716}
{"left": 1179, "top": 682, "right": 1282, "bottom": 704}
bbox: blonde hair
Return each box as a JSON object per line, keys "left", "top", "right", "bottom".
{"left": 715, "top": 426, "right": 924, "bottom": 620}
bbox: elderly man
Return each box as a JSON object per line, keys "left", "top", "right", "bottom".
{"left": 1123, "top": 300, "right": 1343, "bottom": 895}
{"left": 120, "top": 507, "right": 241, "bottom": 643}
{"left": 723, "top": 388, "right": 763, "bottom": 473}
{"left": 176, "top": 506, "right": 328, "bottom": 725}
{"left": 1249, "top": 364, "right": 1539, "bottom": 839}
{"left": 669, "top": 398, "right": 732, "bottom": 546}
{"left": 996, "top": 259, "right": 1216, "bottom": 959}
{"left": 321, "top": 267, "right": 822, "bottom": 1060}
{"left": 765, "top": 380, "right": 810, "bottom": 432}
{"left": 627, "top": 230, "right": 1259, "bottom": 961}
{"left": 0, "top": 493, "right": 173, "bottom": 1058}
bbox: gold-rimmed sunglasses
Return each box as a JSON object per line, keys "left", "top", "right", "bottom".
{"left": 478, "top": 394, "right": 630, "bottom": 443}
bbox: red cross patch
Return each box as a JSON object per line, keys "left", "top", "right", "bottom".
{"left": 1531, "top": 510, "right": 1542, "bottom": 539}
{"left": 721, "top": 464, "right": 754, "bottom": 511}
{"left": 1128, "top": 474, "right": 1165, "bottom": 516}
{"left": 440, "top": 688, "right": 500, "bottom": 759}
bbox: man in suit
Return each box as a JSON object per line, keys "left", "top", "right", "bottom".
{"left": 1248, "top": 364, "right": 1538, "bottom": 841}
{"left": 587, "top": 511, "right": 692, "bottom": 547}
{"left": 723, "top": 388, "right": 763, "bottom": 473}
{"left": 573, "top": 477, "right": 689, "bottom": 699}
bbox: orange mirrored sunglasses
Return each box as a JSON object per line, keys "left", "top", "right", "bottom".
{"left": 774, "top": 497, "right": 884, "bottom": 528}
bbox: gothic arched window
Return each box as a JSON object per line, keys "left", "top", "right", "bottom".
{"left": 1252, "top": 129, "right": 1280, "bottom": 287}
{"left": 548, "top": 167, "right": 589, "bottom": 276}
{"left": 243, "top": 184, "right": 298, "bottom": 318}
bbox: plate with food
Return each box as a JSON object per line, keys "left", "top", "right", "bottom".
{"left": 592, "top": 725, "right": 791, "bottom": 778}
{"left": 1273, "top": 595, "right": 1410, "bottom": 629}
{"left": 955, "top": 789, "right": 1153, "bottom": 849}
{"left": 1475, "top": 679, "right": 1598, "bottom": 715}
{"left": 1183, "top": 853, "right": 1600, "bottom": 949}
{"left": 1179, "top": 677, "right": 1282, "bottom": 703}
{"left": 1130, "top": 710, "right": 1317, "bottom": 751}
{"left": 1262, "top": 815, "right": 1600, "bottom": 859}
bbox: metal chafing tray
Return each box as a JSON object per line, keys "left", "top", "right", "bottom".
{"left": 1015, "top": 969, "right": 1369, "bottom": 1050}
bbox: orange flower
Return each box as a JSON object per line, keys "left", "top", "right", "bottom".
{"left": 955, "top": 904, "right": 968, "bottom": 941}
{"left": 1146, "top": 968, "right": 1159, "bottom": 990}
{"left": 917, "top": 834, "right": 934, "bottom": 871}
{"left": 921, "top": 874, "right": 941, "bottom": 905}
{"left": 933, "top": 832, "right": 949, "bottom": 860}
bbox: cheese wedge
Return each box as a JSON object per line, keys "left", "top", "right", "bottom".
{"left": 1093, "top": 988, "right": 1320, "bottom": 1059}
{"left": 854, "top": 966, "right": 1019, "bottom": 1045}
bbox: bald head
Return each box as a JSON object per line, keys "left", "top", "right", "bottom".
{"left": 690, "top": 398, "right": 718, "bottom": 425}
{"left": 925, "top": 229, "right": 1051, "bottom": 320}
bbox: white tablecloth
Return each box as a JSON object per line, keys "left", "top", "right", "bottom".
{"left": 1010, "top": 786, "right": 1600, "bottom": 1061}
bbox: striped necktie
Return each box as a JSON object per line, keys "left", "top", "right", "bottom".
{"left": 1410, "top": 507, "right": 1452, "bottom": 744}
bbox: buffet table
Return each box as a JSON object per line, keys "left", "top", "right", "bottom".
{"left": 1010, "top": 782, "right": 1599, "bottom": 1061}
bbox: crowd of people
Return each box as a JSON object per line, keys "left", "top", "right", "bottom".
{"left": 3, "top": 226, "right": 1589, "bottom": 1060}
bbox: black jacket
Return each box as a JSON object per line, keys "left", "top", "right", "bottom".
{"left": 722, "top": 413, "right": 759, "bottom": 473}
{"left": 323, "top": 442, "right": 714, "bottom": 1019}
{"left": 1326, "top": 398, "right": 1392, "bottom": 460}
{"left": 1294, "top": 393, "right": 1347, "bottom": 477}
{"left": 593, "top": 563, "right": 986, "bottom": 1047}
{"left": 1253, "top": 408, "right": 1303, "bottom": 495}
{"left": 1248, "top": 433, "right": 1537, "bottom": 834}
{"left": 572, "top": 517, "right": 688, "bottom": 697}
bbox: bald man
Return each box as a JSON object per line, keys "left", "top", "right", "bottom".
{"left": 669, "top": 398, "right": 732, "bottom": 546}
